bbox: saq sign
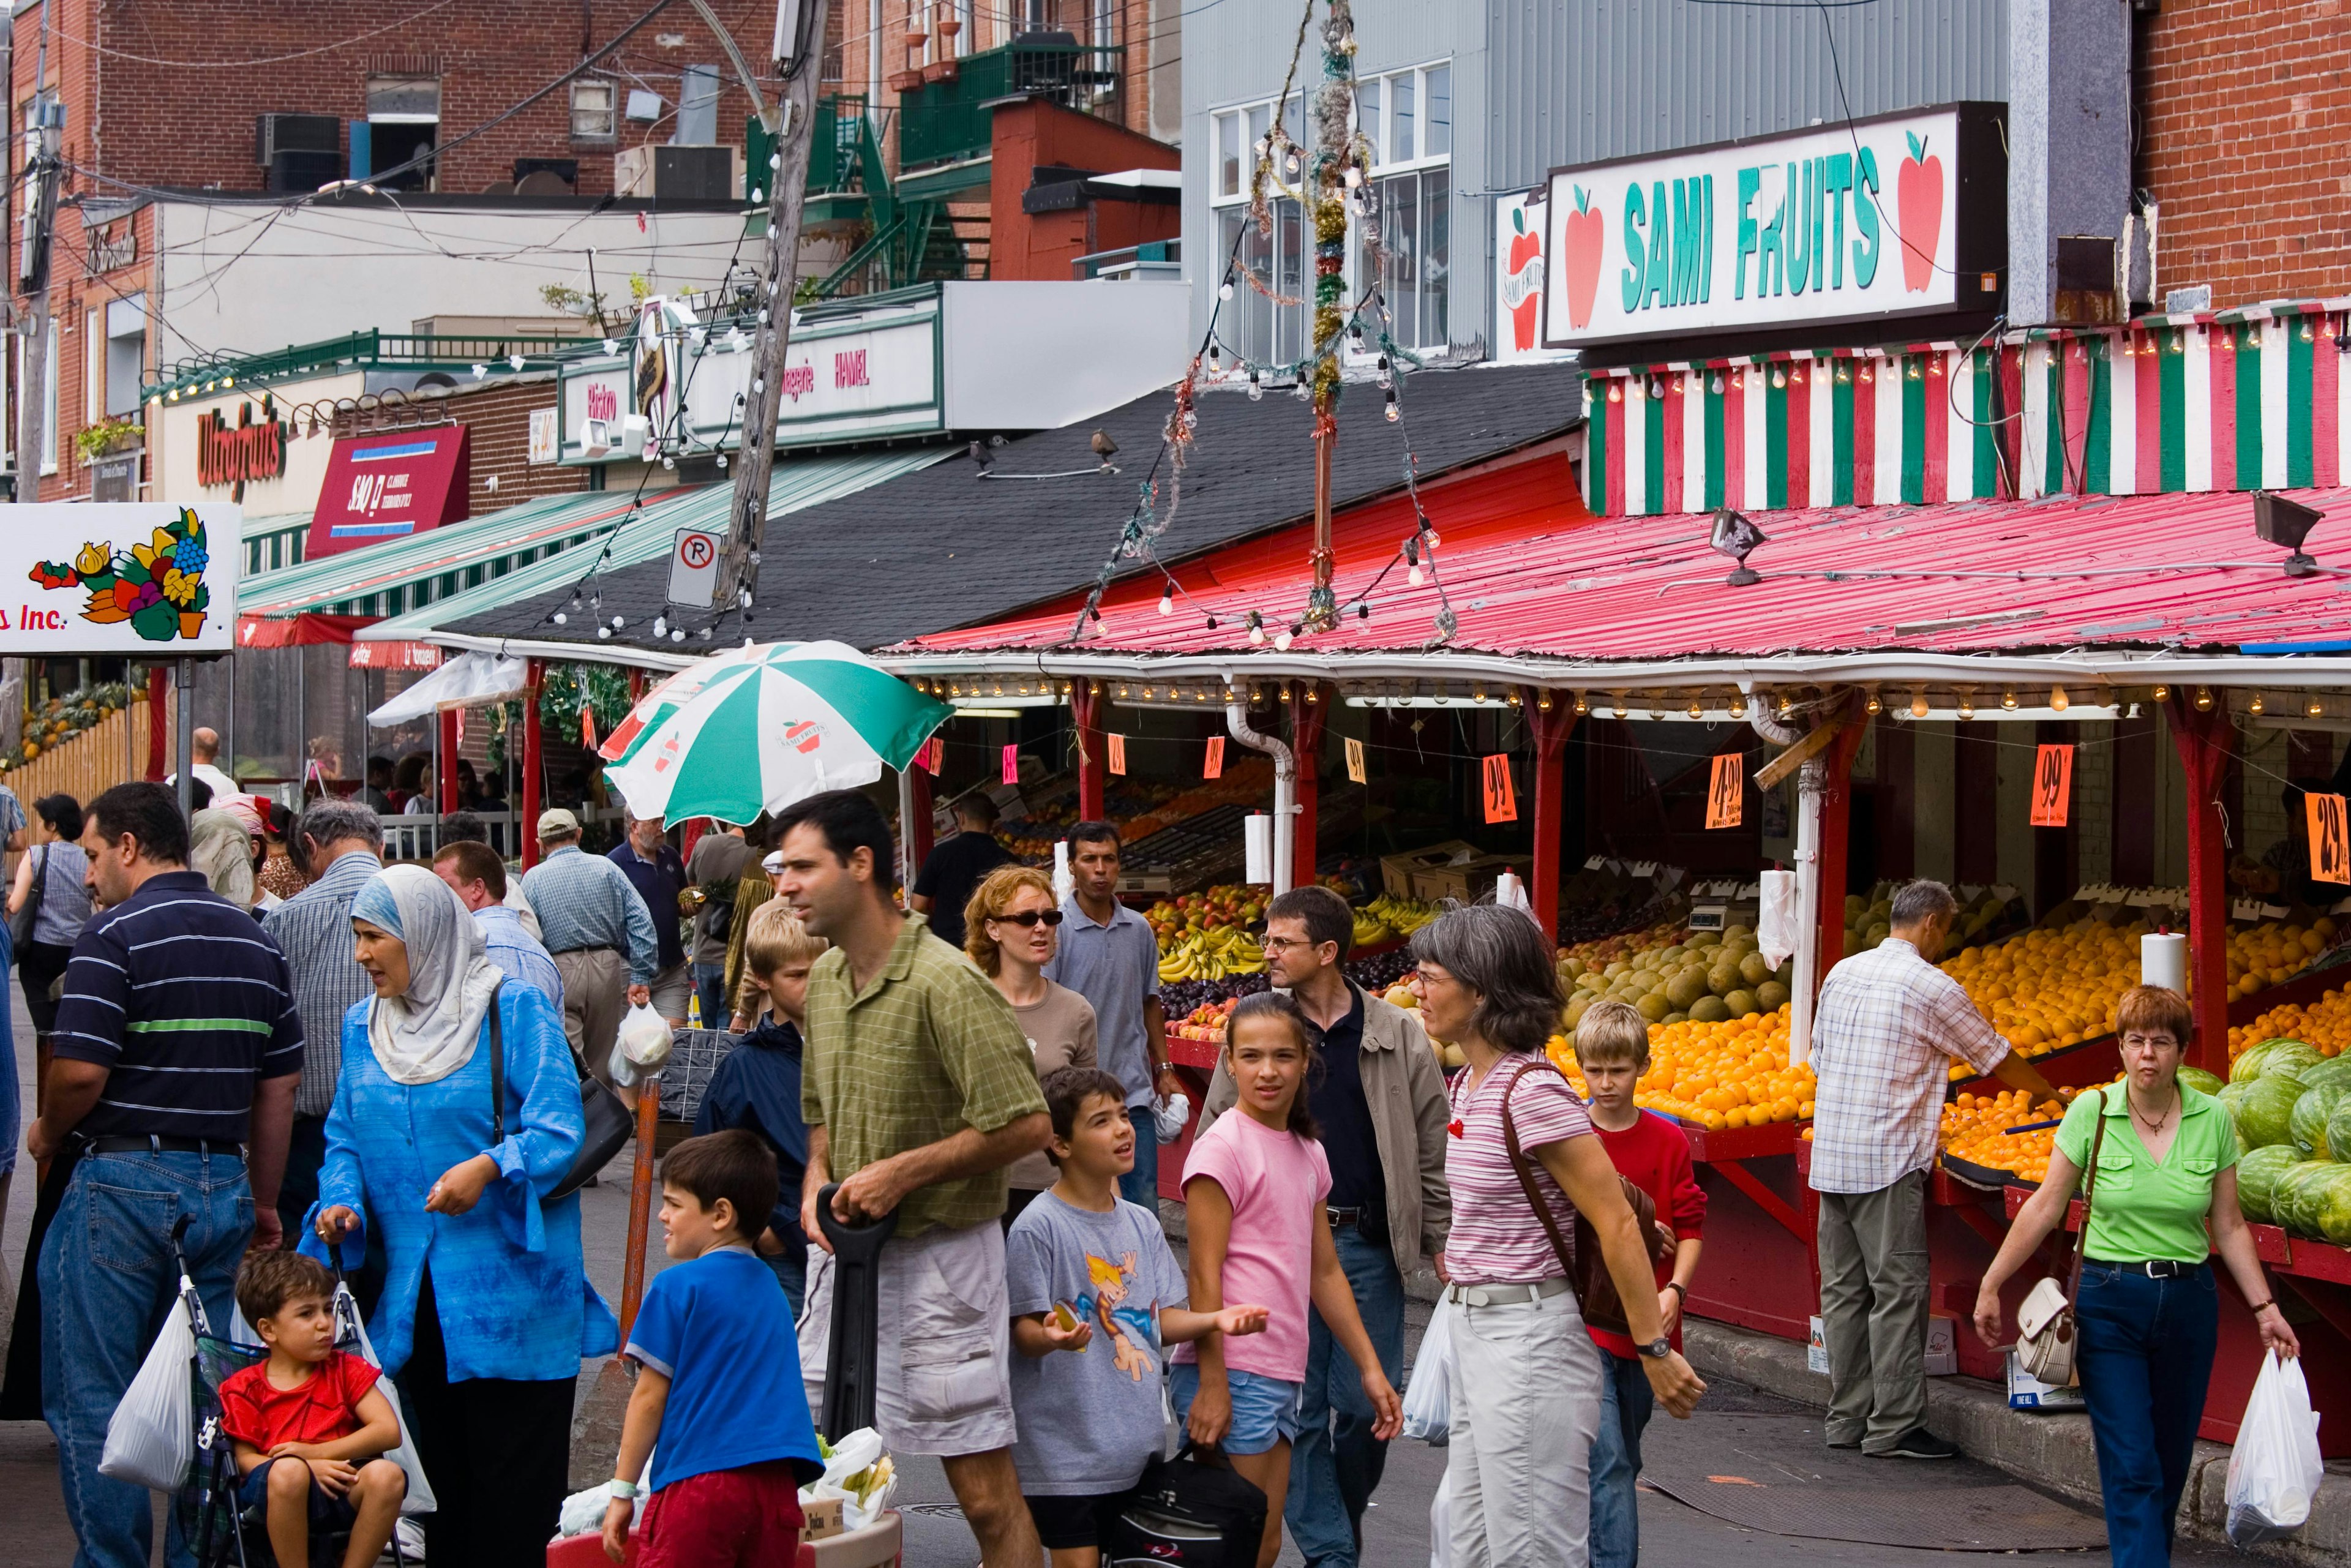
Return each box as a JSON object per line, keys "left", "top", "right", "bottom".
{"left": 1542, "top": 104, "right": 2004, "bottom": 349}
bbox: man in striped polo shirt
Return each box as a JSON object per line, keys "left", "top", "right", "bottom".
{"left": 29, "top": 782, "right": 302, "bottom": 1568}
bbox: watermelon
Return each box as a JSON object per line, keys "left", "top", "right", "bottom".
{"left": 2309, "top": 1163, "right": 2351, "bottom": 1246}
{"left": 2235, "top": 1076, "right": 2306, "bottom": 1152}
{"left": 2237, "top": 1145, "right": 2306, "bottom": 1225}
{"left": 2233, "top": 1039, "right": 2323, "bottom": 1088}
{"left": 2274, "top": 1161, "right": 2344, "bottom": 1239}
{"left": 2295, "top": 1084, "right": 2351, "bottom": 1158}
{"left": 2178, "top": 1065, "right": 2225, "bottom": 1098}
{"left": 2296, "top": 1056, "right": 2351, "bottom": 1095}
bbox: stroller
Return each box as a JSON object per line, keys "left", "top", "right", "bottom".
{"left": 162, "top": 1228, "right": 414, "bottom": 1568}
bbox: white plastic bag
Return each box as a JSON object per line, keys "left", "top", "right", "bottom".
{"left": 1155, "top": 1091, "right": 1191, "bottom": 1144}
{"left": 1756, "top": 869, "right": 1801, "bottom": 967}
{"left": 1400, "top": 1297, "right": 1453, "bottom": 1443}
{"left": 336, "top": 1282, "right": 439, "bottom": 1517}
{"left": 2227, "top": 1351, "right": 2324, "bottom": 1546}
{"left": 100, "top": 1276, "right": 206, "bottom": 1490}
{"left": 1428, "top": 1468, "right": 1453, "bottom": 1568}
{"left": 805, "top": 1427, "right": 897, "bottom": 1532}
{"left": 618, "top": 1003, "right": 674, "bottom": 1068}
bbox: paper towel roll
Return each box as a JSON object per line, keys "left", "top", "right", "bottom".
{"left": 2142, "top": 932, "right": 2189, "bottom": 994}
{"left": 1245, "top": 812, "right": 1272, "bottom": 885}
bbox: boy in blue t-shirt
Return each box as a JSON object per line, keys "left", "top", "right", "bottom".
{"left": 1008, "top": 1068, "right": 1270, "bottom": 1568}
{"left": 602, "top": 1130, "right": 825, "bottom": 1566}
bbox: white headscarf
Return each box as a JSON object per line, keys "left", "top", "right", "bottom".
{"left": 351, "top": 864, "right": 503, "bottom": 1085}
{"left": 187, "top": 808, "right": 256, "bottom": 908}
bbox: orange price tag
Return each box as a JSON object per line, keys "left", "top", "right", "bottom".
{"left": 1203, "top": 735, "right": 1224, "bottom": 779}
{"left": 1705, "top": 752, "right": 1744, "bottom": 829}
{"left": 2310, "top": 792, "right": 2351, "bottom": 885}
{"left": 1482, "top": 754, "right": 1518, "bottom": 823}
{"left": 1108, "top": 733, "right": 1128, "bottom": 775}
{"left": 2030, "top": 744, "right": 2075, "bottom": 827}
{"left": 922, "top": 737, "right": 944, "bottom": 775}
{"left": 1345, "top": 736, "right": 1367, "bottom": 785}
{"left": 579, "top": 703, "right": 598, "bottom": 750}
{"left": 1001, "top": 744, "right": 1019, "bottom": 786}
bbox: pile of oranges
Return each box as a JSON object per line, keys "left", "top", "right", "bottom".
{"left": 2232, "top": 988, "right": 2351, "bottom": 1064}
{"left": 1550, "top": 1005, "right": 1813, "bottom": 1132}
{"left": 2225, "top": 917, "right": 2335, "bottom": 999}
{"left": 1939, "top": 920, "right": 2146, "bottom": 1059}
{"left": 1940, "top": 1089, "right": 2069, "bottom": 1182}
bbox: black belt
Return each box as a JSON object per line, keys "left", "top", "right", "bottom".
{"left": 1327, "top": 1204, "right": 1385, "bottom": 1231}
{"left": 88, "top": 1135, "right": 244, "bottom": 1158}
{"left": 2087, "top": 1256, "right": 2206, "bottom": 1279}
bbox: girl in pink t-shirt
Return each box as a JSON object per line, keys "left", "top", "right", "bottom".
{"left": 1172, "top": 992, "right": 1401, "bottom": 1568}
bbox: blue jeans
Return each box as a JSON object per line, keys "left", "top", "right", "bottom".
{"left": 1588, "top": 1351, "right": 1655, "bottom": 1568}
{"left": 42, "top": 1147, "right": 254, "bottom": 1568}
{"left": 692, "top": 962, "right": 730, "bottom": 1030}
{"left": 2075, "top": 1261, "right": 2218, "bottom": 1568}
{"left": 765, "top": 1248, "right": 808, "bottom": 1319}
{"left": 1286, "top": 1220, "right": 1406, "bottom": 1567}
{"left": 1119, "top": 1106, "right": 1159, "bottom": 1208}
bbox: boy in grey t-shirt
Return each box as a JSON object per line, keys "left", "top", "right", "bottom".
{"left": 1007, "top": 1068, "right": 1270, "bottom": 1564}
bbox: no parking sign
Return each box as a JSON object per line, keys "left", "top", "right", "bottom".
{"left": 667, "top": 528, "right": 721, "bottom": 607}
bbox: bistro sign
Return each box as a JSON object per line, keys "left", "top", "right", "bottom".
{"left": 1541, "top": 103, "right": 2006, "bottom": 350}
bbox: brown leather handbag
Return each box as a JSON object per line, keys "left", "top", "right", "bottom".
{"left": 1497, "top": 1059, "right": 1671, "bottom": 1337}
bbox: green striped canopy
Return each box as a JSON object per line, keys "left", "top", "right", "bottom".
{"left": 601, "top": 640, "right": 951, "bottom": 827}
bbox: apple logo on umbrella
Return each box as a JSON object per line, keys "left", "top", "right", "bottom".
{"left": 1896, "top": 132, "right": 1943, "bottom": 294}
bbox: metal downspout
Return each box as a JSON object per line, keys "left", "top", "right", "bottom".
{"left": 1749, "top": 694, "right": 1825, "bottom": 1067}
{"left": 1227, "top": 693, "right": 1296, "bottom": 895}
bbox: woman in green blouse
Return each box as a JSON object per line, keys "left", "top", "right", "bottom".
{"left": 1974, "top": 985, "right": 2299, "bottom": 1568}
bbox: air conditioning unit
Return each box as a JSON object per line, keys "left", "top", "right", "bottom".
{"left": 268, "top": 149, "right": 344, "bottom": 193}
{"left": 255, "top": 113, "right": 340, "bottom": 167}
{"left": 613, "top": 145, "right": 741, "bottom": 201}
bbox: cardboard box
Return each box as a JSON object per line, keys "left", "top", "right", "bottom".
{"left": 1806, "top": 1315, "right": 1830, "bottom": 1375}
{"left": 1412, "top": 853, "right": 1534, "bottom": 906}
{"left": 1924, "top": 1314, "right": 1958, "bottom": 1377}
{"left": 799, "top": 1496, "right": 846, "bottom": 1544}
{"left": 1381, "top": 840, "right": 1482, "bottom": 899}
{"left": 2006, "top": 1351, "right": 2086, "bottom": 1409}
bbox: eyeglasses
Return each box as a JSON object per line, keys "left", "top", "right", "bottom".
{"left": 1261, "top": 936, "right": 1322, "bottom": 953}
{"left": 989, "top": 909, "right": 1065, "bottom": 929}
{"left": 2120, "top": 1032, "right": 2181, "bottom": 1051}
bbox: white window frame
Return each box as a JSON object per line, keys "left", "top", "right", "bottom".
{"left": 1207, "top": 92, "right": 1311, "bottom": 372}
{"left": 84, "top": 310, "right": 99, "bottom": 426}
{"left": 570, "top": 79, "right": 618, "bottom": 142}
{"left": 41, "top": 321, "right": 58, "bottom": 476}
{"left": 1347, "top": 59, "right": 1452, "bottom": 356}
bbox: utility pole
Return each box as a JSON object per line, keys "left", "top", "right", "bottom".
{"left": 14, "top": 0, "right": 57, "bottom": 509}
{"left": 713, "top": 0, "right": 830, "bottom": 618}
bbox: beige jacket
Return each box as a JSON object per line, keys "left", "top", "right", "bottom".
{"left": 1199, "top": 981, "right": 1453, "bottom": 1274}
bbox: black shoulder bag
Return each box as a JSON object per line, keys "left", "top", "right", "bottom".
{"left": 8, "top": 844, "right": 44, "bottom": 951}
{"left": 486, "top": 981, "right": 635, "bottom": 1202}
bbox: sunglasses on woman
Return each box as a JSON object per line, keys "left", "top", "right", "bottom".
{"left": 989, "top": 909, "right": 1065, "bottom": 928}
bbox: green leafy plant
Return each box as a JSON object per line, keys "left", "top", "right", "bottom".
{"left": 73, "top": 418, "right": 141, "bottom": 462}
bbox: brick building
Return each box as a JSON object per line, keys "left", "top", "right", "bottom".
{"left": 2137, "top": 0, "right": 2351, "bottom": 311}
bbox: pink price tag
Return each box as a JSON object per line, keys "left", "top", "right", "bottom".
{"left": 1108, "top": 733, "right": 1128, "bottom": 775}
{"left": 1203, "top": 735, "right": 1224, "bottom": 779}
{"left": 1002, "top": 744, "right": 1020, "bottom": 786}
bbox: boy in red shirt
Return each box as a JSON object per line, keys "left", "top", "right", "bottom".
{"left": 1575, "top": 1000, "right": 1705, "bottom": 1568}
{"left": 219, "top": 1252, "right": 407, "bottom": 1568}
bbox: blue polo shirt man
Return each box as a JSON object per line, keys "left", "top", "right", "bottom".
{"left": 1043, "top": 822, "right": 1171, "bottom": 1207}
{"left": 33, "top": 783, "right": 303, "bottom": 1568}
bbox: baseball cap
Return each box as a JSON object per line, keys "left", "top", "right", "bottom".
{"left": 536, "top": 808, "right": 582, "bottom": 837}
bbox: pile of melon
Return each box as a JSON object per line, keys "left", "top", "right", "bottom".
{"left": 1559, "top": 926, "right": 1793, "bottom": 1031}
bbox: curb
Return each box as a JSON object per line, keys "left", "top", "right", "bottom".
{"left": 1682, "top": 1318, "right": 2351, "bottom": 1566}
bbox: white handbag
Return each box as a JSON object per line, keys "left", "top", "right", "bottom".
{"left": 2014, "top": 1092, "right": 2109, "bottom": 1387}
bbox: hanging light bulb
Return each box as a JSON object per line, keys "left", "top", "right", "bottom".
{"left": 1865, "top": 688, "right": 1883, "bottom": 716}
{"left": 1219, "top": 276, "right": 1235, "bottom": 301}
{"left": 1376, "top": 354, "right": 1393, "bottom": 390}
{"left": 1771, "top": 366, "right": 1787, "bottom": 389}
{"left": 2001, "top": 688, "right": 2019, "bottom": 711}
{"left": 1384, "top": 389, "right": 1400, "bottom": 422}
{"left": 1248, "top": 621, "right": 1267, "bottom": 646}
{"left": 1572, "top": 692, "right": 1589, "bottom": 716}
{"left": 2049, "top": 686, "right": 2070, "bottom": 713}
{"left": 1472, "top": 686, "right": 1487, "bottom": 704}
{"left": 1711, "top": 373, "right": 1725, "bottom": 394}
{"left": 1248, "top": 370, "right": 1263, "bottom": 401}
{"left": 1274, "top": 630, "right": 1294, "bottom": 651}
{"left": 2309, "top": 695, "right": 2326, "bottom": 719}
{"left": 553, "top": 612, "right": 568, "bottom": 626}
{"left": 1208, "top": 343, "right": 1221, "bottom": 370}
{"left": 1776, "top": 691, "right": 1794, "bottom": 720}
{"left": 1537, "top": 691, "right": 1553, "bottom": 710}
{"left": 1687, "top": 693, "right": 1704, "bottom": 719}
{"left": 1911, "top": 689, "right": 1930, "bottom": 719}
{"left": 1408, "top": 561, "right": 1425, "bottom": 588}
{"left": 1611, "top": 692, "right": 1627, "bottom": 719}
{"left": 1293, "top": 379, "right": 1311, "bottom": 401}
{"left": 1726, "top": 691, "right": 1748, "bottom": 718}
{"left": 1958, "top": 689, "right": 1976, "bottom": 719}
{"left": 1158, "top": 590, "right": 1174, "bottom": 617}
{"left": 2194, "top": 686, "right": 2214, "bottom": 711}
{"left": 1607, "top": 383, "right": 1622, "bottom": 403}
{"left": 2250, "top": 691, "right": 2267, "bottom": 715}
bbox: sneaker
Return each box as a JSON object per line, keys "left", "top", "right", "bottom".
{"left": 1872, "top": 1428, "right": 1959, "bottom": 1460}
{"left": 1825, "top": 1436, "right": 1862, "bottom": 1450}
{"left": 392, "top": 1517, "right": 427, "bottom": 1561}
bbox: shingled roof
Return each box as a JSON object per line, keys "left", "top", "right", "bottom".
{"left": 432, "top": 359, "right": 1583, "bottom": 660}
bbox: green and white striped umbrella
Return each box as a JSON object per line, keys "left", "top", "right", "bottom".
{"left": 601, "top": 640, "right": 950, "bottom": 827}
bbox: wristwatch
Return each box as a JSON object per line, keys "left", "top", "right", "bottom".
{"left": 1635, "top": 1337, "right": 1673, "bottom": 1359}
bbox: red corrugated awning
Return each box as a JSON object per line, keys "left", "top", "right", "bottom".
{"left": 901, "top": 473, "right": 2351, "bottom": 667}
{"left": 236, "top": 612, "right": 375, "bottom": 648}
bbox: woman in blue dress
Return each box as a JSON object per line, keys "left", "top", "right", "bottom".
{"left": 309, "top": 864, "right": 616, "bottom": 1568}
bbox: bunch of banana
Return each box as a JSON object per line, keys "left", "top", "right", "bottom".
{"left": 1363, "top": 893, "right": 1442, "bottom": 936}
{"left": 1352, "top": 912, "right": 1395, "bottom": 948}
{"left": 1158, "top": 925, "right": 1269, "bottom": 982}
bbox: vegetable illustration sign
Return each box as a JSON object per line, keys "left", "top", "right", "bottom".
{"left": 7, "top": 504, "right": 240, "bottom": 653}
{"left": 1539, "top": 105, "right": 2000, "bottom": 348}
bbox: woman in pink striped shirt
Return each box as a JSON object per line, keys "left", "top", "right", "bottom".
{"left": 1412, "top": 906, "right": 1706, "bottom": 1568}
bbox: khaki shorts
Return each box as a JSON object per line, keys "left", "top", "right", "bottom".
{"left": 798, "top": 1219, "right": 1016, "bottom": 1458}
{"left": 647, "top": 962, "right": 692, "bottom": 1024}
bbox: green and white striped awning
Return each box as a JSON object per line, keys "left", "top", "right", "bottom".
{"left": 356, "top": 448, "right": 949, "bottom": 644}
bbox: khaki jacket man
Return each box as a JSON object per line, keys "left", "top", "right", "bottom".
{"left": 1199, "top": 981, "right": 1452, "bottom": 1275}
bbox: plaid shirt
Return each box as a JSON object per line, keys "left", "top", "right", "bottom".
{"left": 261, "top": 850, "right": 382, "bottom": 1117}
{"left": 801, "top": 913, "right": 1048, "bottom": 1238}
{"left": 1807, "top": 938, "right": 2010, "bottom": 1194}
{"left": 520, "top": 846, "right": 659, "bottom": 983}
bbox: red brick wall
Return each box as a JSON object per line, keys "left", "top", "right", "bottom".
{"left": 444, "top": 380, "right": 591, "bottom": 516}
{"left": 988, "top": 97, "right": 1179, "bottom": 280}
{"left": 2138, "top": 0, "right": 2351, "bottom": 310}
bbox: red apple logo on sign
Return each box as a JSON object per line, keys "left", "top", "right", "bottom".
{"left": 1561, "top": 186, "right": 1605, "bottom": 332}
{"left": 1896, "top": 132, "right": 1943, "bottom": 294}
{"left": 1503, "top": 206, "right": 1545, "bottom": 351}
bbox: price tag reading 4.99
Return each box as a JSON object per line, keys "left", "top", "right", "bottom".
{"left": 1482, "top": 754, "right": 1518, "bottom": 823}
{"left": 1706, "top": 753, "right": 1743, "bottom": 830}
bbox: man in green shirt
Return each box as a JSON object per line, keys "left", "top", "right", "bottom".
{"left": 781, "top": 789, "right": 1049, "bottom": 1568}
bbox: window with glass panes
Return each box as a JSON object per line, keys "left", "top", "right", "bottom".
{"left": 1351, "top": 62, "right": 1450, "bottom": 353}
{"left": 1208, "top": 94, "right": 1311, "bottom": 372}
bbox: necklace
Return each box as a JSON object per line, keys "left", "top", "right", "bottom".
{"left": 2131, "top": 1087, "right": 2178, "bottom": 1135}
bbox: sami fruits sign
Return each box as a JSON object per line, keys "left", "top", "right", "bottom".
{"left": 1540, "top": 105, "right": 2001, "bottom": 349}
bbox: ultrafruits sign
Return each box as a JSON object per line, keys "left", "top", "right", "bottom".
{"left": 196, "top": 403, "right": 287, "bottom": 496}
{"left": 1541, "top": 103, "right": 2007, "bottom": 349}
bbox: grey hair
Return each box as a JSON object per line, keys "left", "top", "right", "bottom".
{"left": 1890, "top": 879, "right": 1959, "bottom": 929}
{"left": 294, "top": 798, "right": 384, "bottom": 858}
{"left": 1408, "top": 904, "right": 1564, "bottom": 1054}
{"left": 187, "top": 809, "right": 255, "bottom": 907}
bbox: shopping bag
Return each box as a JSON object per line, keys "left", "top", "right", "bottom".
{"left": 335, "top": 1282, "right": 439, "bottom": 1517}
{"left": 1756, "top": 869, "right": 1801, "bottom": 966}
{"left": 2226, "top": 1351, "right": 2324, "bottom": 1546}
{"left": 1400, "top": 1297, "right": 1453, "bottom": 1443}
{"left": 1155, "top": 1090, "right": 1193, "bottom": 1144}
{"left": 618, "top": 1003, "right": 675, "bottom": 1069}
{"left": 1428, "top": 1468, "right": 1453, "bottom": 1568}
{"left": 99, "top": 1276, "right": 206, "bottom": 1490}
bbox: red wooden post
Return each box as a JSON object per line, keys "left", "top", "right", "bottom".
{"left": 521, "top": 660, "right": 545, "bottom": 870}
{"left": 618, "top": 1082, "right": 660, "bottom": 1343}
{"left": 2168, "top": 694, "right": 2237, "bottom": 1075}
{"left": 438, "top": 710, "right": 460, "bottom": 813}
{"left": 1071, "top": 680, "right": 1108, "bottom": 822}
{"left": 1812, "top": 703, "right": 1870, "bottom": 984}
{"left": 908, "top": 763, "right": 935, "bottom": 866}
{"left": 1292, "top": 683, "right": 1330, "bottom": 886}
{"left": 1525, "top": 690, "right": 1578, "bottom": 942}
{"left": 146, "top": 664, "right": 169, "bottom": 780}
